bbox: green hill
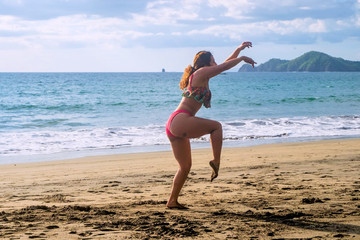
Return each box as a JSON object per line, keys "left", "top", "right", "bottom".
{"left": 238, "top": 51, "right": 360, "bottom": 72}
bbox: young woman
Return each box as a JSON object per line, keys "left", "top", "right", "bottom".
{"left": 165, "top": 42, "right": 256, "bottom": 209}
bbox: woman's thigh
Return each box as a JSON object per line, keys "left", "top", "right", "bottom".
{"left": 170, "top": 114, "right": 221, "bottom": 139}
{"left": 170, "top": 137, "right": 192, "bottom": 170}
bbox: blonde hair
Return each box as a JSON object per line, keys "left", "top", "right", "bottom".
{"left": 179, "top": 51, "right": 212, "bottom": 90}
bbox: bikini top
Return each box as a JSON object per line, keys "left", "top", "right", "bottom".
{"left": 182, "top": 74, "right": 211, "bottom": 108}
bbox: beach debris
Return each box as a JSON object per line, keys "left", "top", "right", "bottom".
{"left": 301, "top": 197, "right": 324, "bottom": 204}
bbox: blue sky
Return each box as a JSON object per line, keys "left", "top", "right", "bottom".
{"left": 0, "top": 0, "right": 359, "bottom": 72}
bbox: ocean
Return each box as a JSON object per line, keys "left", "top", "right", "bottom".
{"left": 1, "top": 72, "right": 359, "bottom": 164}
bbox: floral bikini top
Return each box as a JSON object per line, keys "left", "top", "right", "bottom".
{"left": 182, "top": 74, "right": 211, "bottom": 108}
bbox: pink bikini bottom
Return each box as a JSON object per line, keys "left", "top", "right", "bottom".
{"left": 165, "top": 109, "right": 191, "bottom": 138}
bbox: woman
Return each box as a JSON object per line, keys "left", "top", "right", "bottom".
{"left": 165, "top": 42, "right": 256, "bottom": 209}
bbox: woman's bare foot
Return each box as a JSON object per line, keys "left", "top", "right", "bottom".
{"left": 166, "top": 201, "right": 189, "bottom": 210}
{"left": 209, "top": 160, "right": 220, "bottom": 182}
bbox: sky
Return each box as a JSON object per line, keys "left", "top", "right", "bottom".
{"left": 0, "top": 0, "right": 359, "bottom": 72}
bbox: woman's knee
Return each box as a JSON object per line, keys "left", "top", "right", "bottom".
{"left": 212, "top": 120, "right": 222, "bottom": 133}
{"left": 217, "top": 121, "right": 222, "bottom": 130}
{"left": 179, "top": 161, "right": 192, "bottom": 173}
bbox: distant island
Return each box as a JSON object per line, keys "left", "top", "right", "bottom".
{"left": 238, "top": 51, "right": 360, "bottom": 72}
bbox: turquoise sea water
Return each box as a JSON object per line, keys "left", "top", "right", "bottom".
{"left": 0, "top": 72, "right": 359, "bottom": 163}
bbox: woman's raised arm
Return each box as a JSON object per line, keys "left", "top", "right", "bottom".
{"left": 198, "top": 56, "right": 256, "bottom": 79}
{"left": 225, "top": 42, "right": 252, "bottom": 62}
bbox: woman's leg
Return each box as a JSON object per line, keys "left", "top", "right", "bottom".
{"left": 171, "top": 114, "right": 223, "bottom": 180}
{"left": 167, "top": 137, "right": 192, "bottom": 208}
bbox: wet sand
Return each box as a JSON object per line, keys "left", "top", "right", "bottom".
{"left": 0, "top": 139, "right": 359, "bottom": 239}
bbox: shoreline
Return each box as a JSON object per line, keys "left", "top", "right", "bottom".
{"left": 1, "top": 138, "right": 359, "bottom": 239}
{"left": 2, "top": 135, "right": 360, "bottom": 165}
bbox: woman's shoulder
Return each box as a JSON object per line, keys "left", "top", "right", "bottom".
{"left": 197, "top": 65, "right": 222, "bottom": 78}
{"left": 192, "top": 69, "right": 210, "bottom": 84}
{"left": 197, "top": 64, "right": 225, "bottom": 79}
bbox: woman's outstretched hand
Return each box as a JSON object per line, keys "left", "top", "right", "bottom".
{"left": 241, "top": 56, "right": 257, "bottom": 68}
{"left": 239, "top": 41, "right": 252, "bottom": 51}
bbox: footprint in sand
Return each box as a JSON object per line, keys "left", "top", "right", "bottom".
{"left": 46, "top": 225, "right": 59, "bottom": 229}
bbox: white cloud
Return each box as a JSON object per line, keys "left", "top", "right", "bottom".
{"left": 131, "top": 0, "right": 201, "bottom": 25}
{"left": 207, "top": 0, "right": 255, "bottom": 19}
{"left": 146, "top": 0, "right": 170, "bottom": 9}
{"left": 206, "top": 0, "right": 358, "bottom": 23}
{"left": 0, "top": 0, "right": 23, "bottom": 6}
{"left": 308, "top": 19, "right": 327, "bottom": 33}
{"left": 1, "top": 0, "right": 358, "bottom": 49}
{"left": 0, "top": 14, "right": 157, "bottom": 49}
{"left": 356, "top": 14, "right": 360, "bottom": 26}
{"left": 187, "top": 18, "right": 328, "bottom": 41}
{"left": 0, "top": 0, "right": 359, "bottom": 71}
{"left": 131, "top": 8, "right": 198, "bottom": 25}
{"left": 299, "top": 6, "right": 311, "bottom": 10}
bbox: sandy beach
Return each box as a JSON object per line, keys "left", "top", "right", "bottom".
{"left": 0, "top": 139, "right": 359, "bottom": 239}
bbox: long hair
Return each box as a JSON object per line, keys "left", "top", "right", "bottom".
{"left": 179, "top": 51, "right": 212, "bottom": 90}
